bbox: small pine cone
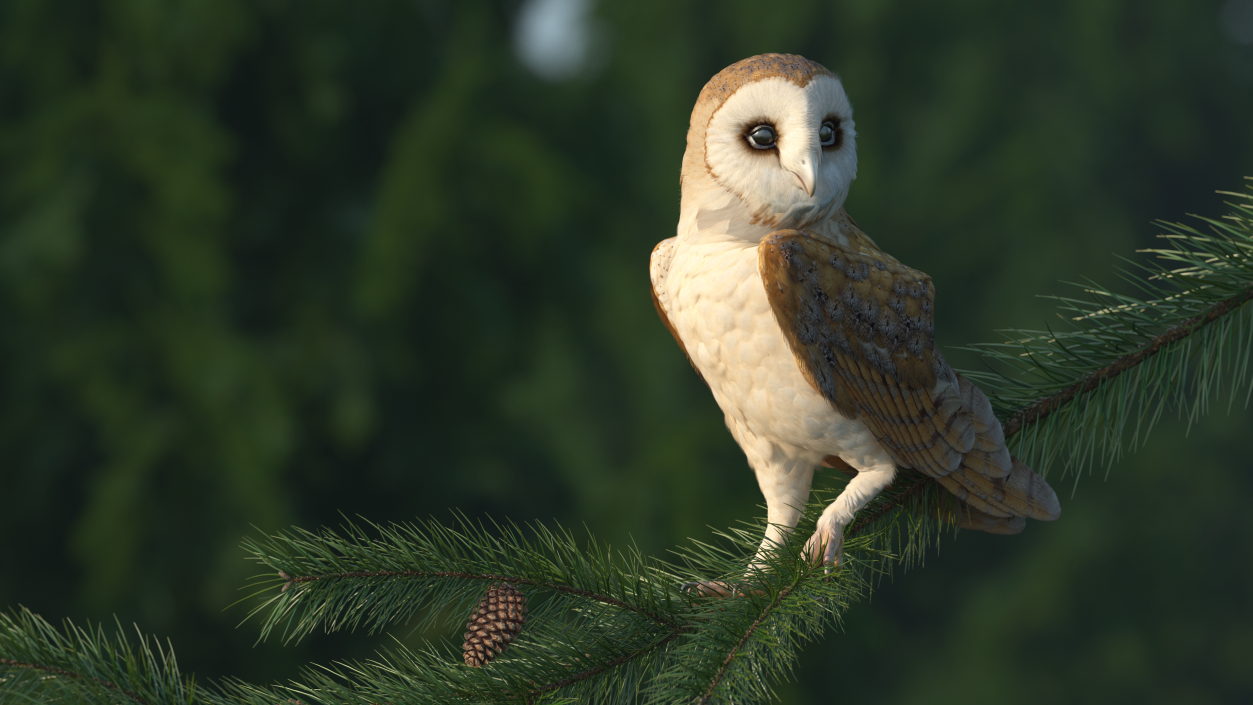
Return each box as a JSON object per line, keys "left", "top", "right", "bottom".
{"left": 462, "top": 582, "right": 528, "bottom": 667}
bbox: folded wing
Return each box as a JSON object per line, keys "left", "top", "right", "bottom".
{"left": 759, "top": 226, "right": 1059, "bottom": 524}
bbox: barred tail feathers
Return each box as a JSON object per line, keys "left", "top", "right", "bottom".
{"left": 934, "top": 455, "right": 1061, "bottom": 523}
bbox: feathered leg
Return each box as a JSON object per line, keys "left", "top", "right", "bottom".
{"left": 805, "top": 460, "right": 896, "bottom": 569}
{"left": 749, "top": 454, "right": 816, "bottom": 571}
{"left": 685, "top": 439, "right": 816, "bottom": 597}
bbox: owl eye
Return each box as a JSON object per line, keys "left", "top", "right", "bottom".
{"left": 746, "top": 125, "right": 777, "bottom": 149}
{"left": 820, "top": 120, "right": 839, "bottom": 147}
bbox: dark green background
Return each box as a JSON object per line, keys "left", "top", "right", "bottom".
{"left": 2, "top": 1, "right": 1251, "bottom": 702}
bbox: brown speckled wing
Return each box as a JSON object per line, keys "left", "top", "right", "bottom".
{"left": 759, "top": 229, "right": 1061, "bottom": 522}
{"left": 759, "top": 229, "right": 971, "bottom": 476}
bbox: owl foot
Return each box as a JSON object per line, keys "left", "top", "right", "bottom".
{"left": 679, "top": 581, "right": 764, "bottom": 598}
{"left": 804, "top": 518, "right": 844, "bottom": 573}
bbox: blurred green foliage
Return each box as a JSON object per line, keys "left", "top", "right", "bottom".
{"left": 1, "top": 0, "right": 1251, "bottom": 701}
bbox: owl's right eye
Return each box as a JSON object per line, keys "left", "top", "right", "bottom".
{"left": 746, "top": 125, "right": 777, "bottom": 149}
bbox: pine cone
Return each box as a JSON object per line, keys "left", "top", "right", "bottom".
{"left": 462, "top": 582, "right": 528, "bottom": 667}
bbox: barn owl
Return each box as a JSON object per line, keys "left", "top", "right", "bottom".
{"left": 650, "top": 54, "right": 1059, "bottom": 589}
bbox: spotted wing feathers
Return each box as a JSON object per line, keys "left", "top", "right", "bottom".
{"left": 759, "top": 229, "right": 1059, "bottom": 523}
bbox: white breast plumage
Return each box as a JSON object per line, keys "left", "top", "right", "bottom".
{"left": 653, "top": 235, "right": 877, "bottom": 461}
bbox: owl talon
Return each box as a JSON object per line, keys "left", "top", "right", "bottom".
{"left": 681, "top": 580, "right": 731, "bottom": 597}
{"left": 804, "top": 519, "right": 844, "bottom": 572}
{"left": 680, "top": 580, "right": 764, "bottom": 597}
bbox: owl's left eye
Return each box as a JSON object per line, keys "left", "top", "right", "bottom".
{"left": 820, "top": 120, "right": 839, "bottom": 147}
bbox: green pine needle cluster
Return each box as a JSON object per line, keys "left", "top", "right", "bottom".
{"left": 965, "top": 179, "right": 1253, "bottom": 482}
{"left": 5, "top": 181, "right": 1253, "bottom": 703}
{"left": 0, "top": 607, "right": 194, "bottom": 704}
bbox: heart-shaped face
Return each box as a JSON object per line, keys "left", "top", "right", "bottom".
{"left": 697, "top": 59, "right": 857, "bottom": 231}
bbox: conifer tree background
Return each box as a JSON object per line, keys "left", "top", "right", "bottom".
{"left": 2, "top": 0, "right": 1253, "bottom": 702}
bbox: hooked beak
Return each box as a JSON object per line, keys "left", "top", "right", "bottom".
{"left": 787, "top": 150, "right": 819, "bottom": 198}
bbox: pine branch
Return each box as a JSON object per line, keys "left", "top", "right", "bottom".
{"left": 236, "top": 514, "right": 698, "bottom": 702}
{"left": 0, "top": 657, "right": 150, "bottom": 704}
{"left": 698, "top": 584, "right": 793, "bottom": 705}
{"left": 963, "top": 183, "right": 1253, "bottom": 478}
{"left": 233, "top": 507, "right": 890, "bottom": 703}
{"left": 7, "top": 182, "right": 1253, "bottom": 704}
{"left": 0, "top": 607, "right": 199, "bottom": 705}
{"left": 645, "top": 504, "right": 889, "bottom": 703}
{"left": 527, "top": 623, "right": 690, "bottom": 700}
{"left": 1000, "top": 282, "right": 1253, "bottom": 438}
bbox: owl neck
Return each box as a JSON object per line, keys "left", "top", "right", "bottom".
{"left": 679, "top": 185, "right": 844, "bottom": 246}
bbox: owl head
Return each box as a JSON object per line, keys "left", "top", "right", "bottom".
{"left": 681, "top": 54, "right": 857, "bottom": 231}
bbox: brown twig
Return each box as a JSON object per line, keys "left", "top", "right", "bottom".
{"left": 284, "top": 570, "right": 677, "bottom": 627}
{"left": 523, "top": 624, "right": 693, "bottom": 703}
{"left": 0, "top": 658, "right": 150, "bottom": 704}
{"left": 1000, "top": 284, "right": 1253, "bottom": 437}
{"left": 848, "top": 477, "right": 929, "bottom": 536}
{"left": 697, "top": 585, "right": 794, "bottom": 704}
